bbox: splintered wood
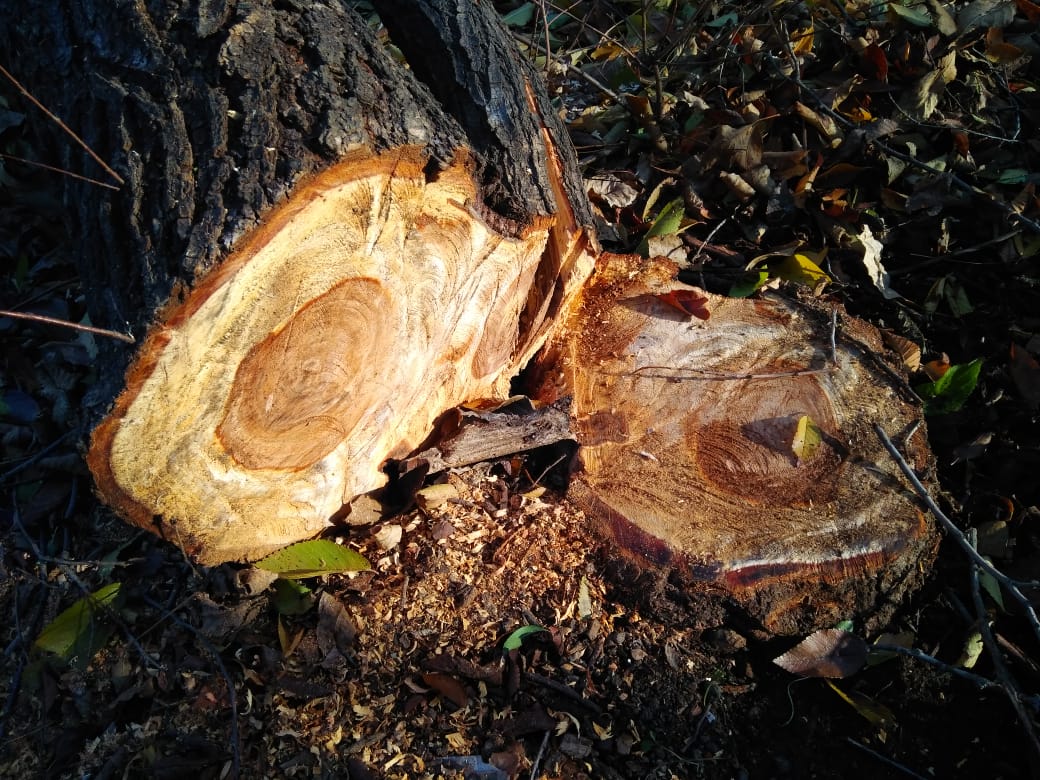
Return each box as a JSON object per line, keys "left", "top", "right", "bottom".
{"left": 88, "top": 147, "right": 593, "bottom": 563}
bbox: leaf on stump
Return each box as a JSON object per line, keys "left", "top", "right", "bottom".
{"left": 792, "top": 414, "right": 823, "bottom": 461}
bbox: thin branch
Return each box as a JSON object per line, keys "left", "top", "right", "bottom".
{"left": 529, "top": 730, "right": 550, "bottom": 780}
{"left": 0, "top": 309, "right": 135, "bottom": 343}
{"left": 874, "top": 424, "right": 1040, "bottom": 647}
{"left": 0, "top": 63, "right": 124, "bottom": 186}
{"left": 844, "top": 738, "right": 929, "bottom": 780}
{"left": 0, "top": 153, "right": 120, "bottom": 190}
{"left": 628, "top": 364, "right": 833, "bottom": 381}
{"left": 0, "top": 429, "right": 77, "bottom": 483}
{"left": 969, "top": 530, "right": 1040, "bottom": 760}
{"left": 511, "top": 31, "right": 621, "bottom": 103}
{"left": 10, "top": 505, "right": 158, "bottom": 672}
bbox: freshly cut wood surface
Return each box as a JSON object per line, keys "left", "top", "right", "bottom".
{"left": 537, "top": 254, "right": 935, "bottom": 632}
{"left": 88, "top": 147, "right": 594, "bottom": 563}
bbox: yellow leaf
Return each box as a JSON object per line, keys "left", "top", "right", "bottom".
{"left": 774, "top": 253, "right": 831, "bottom": 288}
{"left": 792, "top": 23, "right": 814, "bottom": 55}
{"left": 792, "top": 414, "right": 822, "bottom": 461}
{"left": 826, "top": 680, "right": 897, "bottom": 729}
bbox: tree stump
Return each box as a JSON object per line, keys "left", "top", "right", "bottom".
{"left": 6, "top": 0, "right": 935, "bottom": 631}
{"left": 530, "top": 254, "right": 934, "bottom": 633}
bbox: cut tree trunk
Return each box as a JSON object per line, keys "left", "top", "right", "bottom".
{"left": 6, "top": 0, "right": 935, "bottom": 632}
{"left": 529, "top": 254, "right": 935, "bottom": 633}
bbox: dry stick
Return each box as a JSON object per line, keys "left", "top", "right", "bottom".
{"left": 141, "top": 594, "right": 241, "bottom": 780}
{"left": 511, "top": 30, "right": 622, "bottom": 104}
{"left": 969, "top": 530, "right": 1040, "bottom": 760}
{"left": 0, "top": 153, "right": 120, "bottom": 190}
{"left": 0, "top": 580, "right": 48, "bottom": 751}
{"left": 529, "top": 730, "right": 550, "bottom": 780}
{"left": 844, "top": 738, "right": 929, "bottom": 780}
{"left": 10, "top": 505, "right": 158, "bottom": 671}
{"left": 0, "top": 63, "right": 124, "bottom": 186}
{"left": 874, "top": 424, "right": 1040, "bottom": 646}
{"left": 0, "top": 309, "right": 134, "bottom": 343}
{"left": 871, "top": 643, "right": 1029, "bottom": 699}
{"left": 0, "top": 428, "right": 77, "bottom": 482}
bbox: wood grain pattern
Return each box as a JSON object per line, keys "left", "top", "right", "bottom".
{"left": 89, "top": 148, "right": 594, "bottom": 563}
{"left": 533, "top": 254, "right": 935, "bottom": 632}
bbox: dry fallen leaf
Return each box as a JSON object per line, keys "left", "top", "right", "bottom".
{"left": 854, "top": 224, "right": 900, "bottom": 299}
{"left": 421, "top": 672, "right": 471, "bottom": 708}
{"left": 773, "top": 629, "right": 869, "bottom": 678}
{"left": 881, "top": 331, "right": 922, "bottom": 372}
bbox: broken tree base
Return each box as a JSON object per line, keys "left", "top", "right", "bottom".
{"left": 88, "top": 147, "right": 594, "bottom": 563}
{"left": 531, "top": 254, "right": 936, "bottom": 634}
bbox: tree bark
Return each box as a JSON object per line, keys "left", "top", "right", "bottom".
{"left": 6, "top": 0, "right": 935, "bottom": 632}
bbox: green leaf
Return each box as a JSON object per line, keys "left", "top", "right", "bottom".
{"left": 826, "top": 680, "right": 898, "bottom": 728}
{"left": 501, "top": 3, "right": 535, "bottom": 27}
{"left": 792, "top": 414, "right": 823, "bottom": 461}
{"left": 35, "top": 582, "right": 122, "bottom": 667}
{"left": 636, "top": 197, "right": 686, "bottom": 256}
{"left": 955, "top": 630, "right": 984, "bottom": 669}
{"left": 915, "top": 358, "right": 982, "bottom": 414}
{"left": 997, "top": 168, "right": 1030, "bottom": 185}
{"left": 503, "top": 624, "right": 547, "bottom": 652}
{"left": 256, "top": 540, "right": 371, "bottom": 579}
{"left": 729, "top": 269, "right": 769, "bottom": 298}
{"left": 272, "top": 578, "right": 316, "bottom": 615}
{"left": 889, "top": 1, "right": 933, "bottom": 27}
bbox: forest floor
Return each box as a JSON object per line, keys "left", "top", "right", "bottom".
{"left": 2, "top": 1, "right": 1040, "bottom": 778}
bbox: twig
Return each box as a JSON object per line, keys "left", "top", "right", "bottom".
{"left": 142, "top": 594, "right": 241, "bottom": 780}
{"left": 0, "top": 153, "right": 120, "bottom": 190}
{"left": 829, "top": 308, "right": 838, "bottom": 365}
{"left": 628, "top": 364, "right": 833, "bottom": 381}
{"left": 874, "top": 423, "right": 1040, "bottom": 646}
{"left": 873, "top": 643, "right": 1023, "bottom": 698}
{"left": 0, "top": 63, "right": 124, "bottom": 186}
{"left": 511, "top": 30, "right": 621, "bottom": 103}
{"left": 688, "top": 217, "right": 730, "bottom": 270}
{"left": 0, "top": 309, "right": 134, "bottom": 343}
{"left": 10, "top": 505, "right": 157, "bottom": 671}
{"left": 529, "top": 730, "right": 550, "bottom": 780}
{"left": 844, "top": 738, "right": 929, "bottom": 780}
{"left": 0, "top": 580, "right": 47, "bottom": 752}
{"left": 525, "top": 671, "right": 602, "bottom": 714}
{"left": 0, "top": 429, "right": 77, "bottom": 483}
{"left": 969, "top": 530, "right": 1040, "bottom": 760}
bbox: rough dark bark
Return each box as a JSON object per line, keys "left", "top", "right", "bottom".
{"left": 5, "top": 0, "right": 589, "bottom": 399}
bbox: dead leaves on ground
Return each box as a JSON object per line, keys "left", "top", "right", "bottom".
{"left": 544, "top": 0, "right": 1039, "bottom": 315}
